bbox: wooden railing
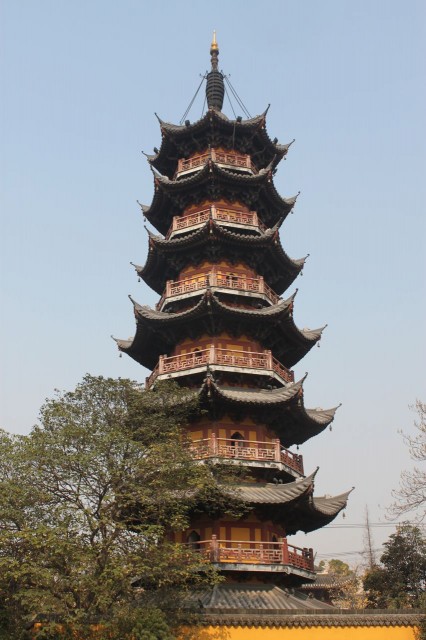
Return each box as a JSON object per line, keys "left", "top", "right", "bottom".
{"left": 145, "top": 346, "right": 294, "bottom": 389}
{"left": 167, "top": 205, "right": 266, "bottom": 238}
{"left": 156, "top": 267, "right": 279, "bottom": 309}
{"left": 190, "top": 435, "right": 304, "bottom": 474}
{"left": 176, "top": 149, "right": 254, "bottom": 177}
{"left": 193, "top": 536, "right": 314, "bottom": 571}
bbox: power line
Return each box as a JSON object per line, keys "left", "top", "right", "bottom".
{"left": 316, "top": 549, "right": 382, "bottom": 558}
{"left": 322, "top": 522, "right": 426, "bottom": 529}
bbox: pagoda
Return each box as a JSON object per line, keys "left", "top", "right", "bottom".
{"left": 115, "top": 35, "right": 352, "bottom": 593}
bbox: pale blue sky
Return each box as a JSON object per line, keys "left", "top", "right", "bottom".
{"left": 1, "top": 0, "right": 425, "bottom": 565}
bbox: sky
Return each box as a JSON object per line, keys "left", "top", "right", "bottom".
{"left": 1, "top": 0, "right": 425, "bottom": 568}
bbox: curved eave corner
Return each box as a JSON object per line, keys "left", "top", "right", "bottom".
{"left": 296, "top": 487, "right": 355, "bottom": 533}
{"left": 312, "top": 487, "right": 355, "bottom": 517}
{"left": 112, "top": 334, "right": 133, "bottom": 354}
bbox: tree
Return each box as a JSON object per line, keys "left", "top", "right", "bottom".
{"left": 363, "top": 524, "right": 426, "bottom": 609}
{"left": 327, "top": 559, "right": 353, "bottom": 577}
{"left": 318, "top": 560, "right": 367, "bottom": 609}
{"left": 390, "top": 400, "right": 426, "bottom": 521}
{"left": 0, "top": 376, "right": 241, "bottom": 639}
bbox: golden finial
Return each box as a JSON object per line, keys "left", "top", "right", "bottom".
{"left": 211, "top": 30, "right": 218, "bottom": 52}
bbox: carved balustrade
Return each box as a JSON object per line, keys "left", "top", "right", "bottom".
{"left": 145, "top": 345, "right": 294, "bottom": 389}
{"left": 190, "top": 434, "right": 304, "bottom": 474}
{"left": 193, "top": 536, "right": 314, "bottom": 571}
{"left": 156, "top": 265, "right": 279, "bottom": 309}
{"left": 166, "top": 204, "right": 266, "bottom": 238}
{"left": 175, "top": 149, "right": 255, "bottom": 177}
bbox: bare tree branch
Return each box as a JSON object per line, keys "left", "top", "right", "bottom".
{"left": 389, "top": 400, "right": 426, "bottom": 521}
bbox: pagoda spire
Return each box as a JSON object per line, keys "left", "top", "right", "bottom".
{"left": 210, "top": 30, "right": 219, "bottom": 68}
{"left": 206, "top": 31, "right": 224, "bottom": 111}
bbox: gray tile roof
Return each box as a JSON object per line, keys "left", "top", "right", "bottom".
{"left": 191, "top": 585, "right": 422, "bottom": 626}
{"left": 230, "top": 473, "right": 352, "bottom": 527}
{"left": 312, "top": 491, "right": 355, "bottom": 516}
{"left": 300, "top": 573, "right": 352, "bottom": 589}
{"left": 235, "top": 471, "right": 316, "bottom": 504}
{"left": 195, "top": 583, "right": 334, "bottom": 611}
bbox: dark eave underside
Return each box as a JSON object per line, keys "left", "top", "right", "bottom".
{"left": 144, "top": 161, "right": 298, "bottom": 235}
{"left": 137, "top": 221, "right": 305, "bottom": 296}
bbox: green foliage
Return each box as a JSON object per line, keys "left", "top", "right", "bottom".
{"left": 363, "top": 524, "right": 426, "bottom": 608}
{"left": 328, "top": 559, "right": 353, "bottom": 577}
{"left": 318, "top": 559, "right": 368, "bottom": 609}
{"left": 0, "top": 376, "right": 237, "bottom": 637}
{"left": 125, "top": 608, "right": 174, "bottom": 640}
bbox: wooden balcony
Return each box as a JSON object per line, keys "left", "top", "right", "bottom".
{"left": 156, "top": 266, "right": 279, "bottom": 310}
{"left": 190, "top": 435, "right": 304, "bottom": 475}
{"left": 166, "top": 204, "right": 266, "bottom": 238}
{"left": 175, "top": 149, "right": 255, "bottom": 178}
{"left": 145, "top": 346, "right": 294, "bottom": 389}
{"left": 195, "top": 535, "right": 314, "bottom": 573}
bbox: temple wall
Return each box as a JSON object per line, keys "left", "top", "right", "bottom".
{"left": 32, "top": 621, "right": 419, "bottom": 638}
{"left": 186, "top": 624, "right": 418, "bottom": 639}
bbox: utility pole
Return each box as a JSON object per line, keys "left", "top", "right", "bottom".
{"left": 364, "top": 506, "right": 376, "bottom": 570}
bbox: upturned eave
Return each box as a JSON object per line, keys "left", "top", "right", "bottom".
{"left": 116, "top": 290, "right": 323, "bottom": 369}
{"left": 136, "top": 221, "right": 305, "bottom": 296}
{"left": 143, "top": 161, "right": 298, "bottom": 235}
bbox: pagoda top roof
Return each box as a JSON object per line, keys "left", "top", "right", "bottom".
{"left": 137, "top": 220, "right": 305, "bottom": 295}
{"left": 143, "top": 160, "right": 298, "bottom": 235}
{"left": 115, "top": 290, "right": 324, "bottom": 369}
{"left": 148, "top": 108, "right": 293, "bottom": 178}
{"left": 157, "top": 109, "right": 267, "bottom": 135}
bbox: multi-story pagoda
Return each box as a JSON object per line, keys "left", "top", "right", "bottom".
{"left": 115, "top": 35, "right": 352, "bottom": 593}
